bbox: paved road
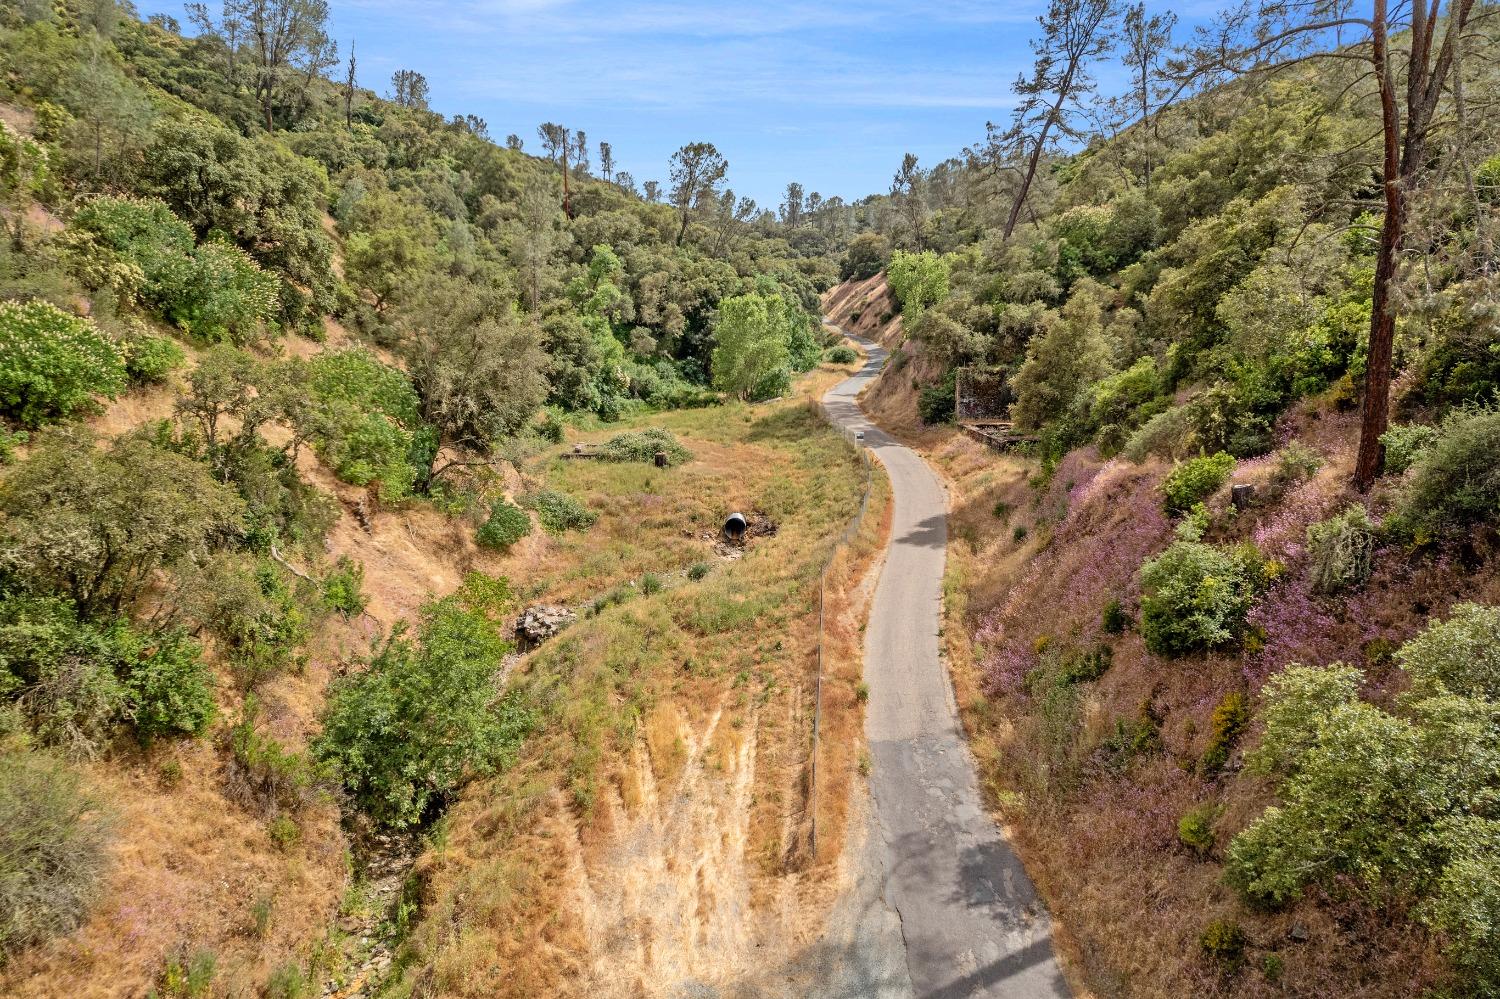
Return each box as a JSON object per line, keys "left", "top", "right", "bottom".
{"left": 817, "top": 330, "right": 1070, "bottom": 999}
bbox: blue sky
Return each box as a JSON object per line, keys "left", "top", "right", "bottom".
{"left": 134, "top": 0, "right": 1207, "bottom": 209}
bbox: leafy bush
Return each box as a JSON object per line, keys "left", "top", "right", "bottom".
{"left": 315, "top": 595, "right": 535, "bottom": 828}
{"left": 72, "top": 197, "right": 278, "bottom": 343}
{"left": 687, "top": 561, "right": 711, "bottom": 581}
{"left": 1306, "top": 504, "right": 1375, "bottom": 594}
{"left": 1380, "top": 423, "right": 1439, "bottom": 475}
{"left": 304, "top": 350, "right": 430, "bottom": 501}
{"left": 0, "top": 431, "right": 246, "bottom": 618}
{"left": 1200, "top": 691, "right": 1250, "bottom": 773}
{"left": 0, "top": 597, "right": 124, "bottom": 756}
{"left": 918, "top": 372, "right": 957, "bottom": 424}
{"left": 0, "top": 598, "right": 213, "bottom": 750}
{"left": 522, "top": 489, "right": 597, "bottom": 535}
{"left": 1200, "top": 918, "right": 1246, "bottom": 970}
{"left": 1396, "top": 603, "right": 1500, "bottom": 701}
{"left": 321, "top": 556, "right": 368, "bottom": 619}
{"left": 1396, "top": 405, "right": 1500, "bottom": 537}
{"left": 119, "top": 631, "right": 216, "bottom": 743}
{"left": 1101, "top": 599, "right": 1131, "bottom": 634}
{"left": 1138, "top": 542, "right": 1260, "bottom": 656}
{"left": 227, "top": 697, "right": 327, "bottom": 812}
{"left": 0, "top": 750, "right": 109, "bottom": 959}
{"left": 640, "top": 572, "right": 663, "bottom": 596}
{"left": 598, "top": 427, "right": 692, "bottom": 465}
{"left": 475, "top": 498, "right": 531, "bottom": 552}
{"left": 119, "top": 329, "right": 185, "bottom": 385}
{"left": 1270, "top": 439, "right": 1322, "bottom": 487}
{"left": 0, "top": 300, "right": 126, "bottom": 426}
{"left": 1058, "top": 644, "right": 1112, "bottom": 684}
{"left": 176, "top": 557, "right": 310, "bottom": 684}
{"left": 1178, "top": 804, "right": 1217, "bottom": 856}
{"left": 535, "top": 411, "right": 565, "bottom": 443}
{"left": 1228, "top": 607, "right": 1500, "bottom": 993}
{"left": 827, "top": 345, "right": 859, "bottom": 364}
{"left": 1161, "top": 451, "right": 1235, "bottom": 513}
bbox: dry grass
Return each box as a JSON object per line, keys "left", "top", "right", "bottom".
{"left": 387, "top": 363, "right": 885, "bottom": 997}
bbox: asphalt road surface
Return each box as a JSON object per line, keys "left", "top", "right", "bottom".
{"left": 816, "top": 330, "right": 1071, "bottom": 999}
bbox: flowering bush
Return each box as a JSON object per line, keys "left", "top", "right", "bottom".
{"left": 0, "top": 300, "right": 126, "bottom": 426}
{"left": 1138, "top": 541, "right": 1260, "bottom": 655}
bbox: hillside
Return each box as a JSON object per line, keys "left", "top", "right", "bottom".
{"left": 0, "top": 3, "right": 890, "bottom": 996}
{"left": 5, "top": 0, "right": 1500, "bottom": 996}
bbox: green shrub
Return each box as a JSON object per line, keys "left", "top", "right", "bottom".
{"left": 535, "top": 410, "right": 565, "bottom": 443}
{"left": 177, "top": 557, "right": 310, "bottom": 685}
{"left": 1101, "top": 599, "right": 1131, "bottom": 634}
{"left": 1396, "top": 603, "right": 1500, "bottom": 701}
{"left": 0, "top": 597, "right": 125, "bottom": 756}
{"left": 1200, "top": 918, "right": 1246, "bottom": 970}
{"left": 0, "top": 750, "right": 109, "bottom": 959}
{"left": 918, "top": 370, "right": 957, "bottom": 424}
{"left": 158, "top": 948, "right": 217, "bottom": 997}
{"left": 1306, "top": 504, "right": 1375, "bottom": 594}
{"left": 0, "top": 598, "right": 213, "bottom": 750}
{"left": 0, "top": 300, "right": 126, "bottom": 426}
{"left": 1397, "top": 405, "right": 1500, "bottom": 537}
{"left": 1162, "top": 451, "right": 1235, "bottom": 513}
{"left": 304, "top": 350, "right": 430, "bottom": 501}
{"left": 1012, "top": 524, "right": 1028, "bottom": 542}
{"left": 1227, "top": 607, "right": 1500, "bottom": 968}
{"left": 1270, "top": 439, "right": 1322, "bottom": 487}
{"left": 321, "top": 556, "right": 368, "bottom": 619}
{"left": 827, "top": 345, "right": 858, "bottom": 364}
{"left": 598, "top": 428, "right": 692, "bottom": 465}
{"left": 641, "top": 572, "right": 663, "bottom": 596}
{"left": 1178, "top": 804, "right": 1218, "bottom": 855}
{"left": 1201, "top": 691, "right": 1250, "bottom": 773}
{"left": 119, "top": 631, "right": 217, "bottom": 743}
{"left": 264, "top": 962, "right": 312, "bottom": 999}
{"left": 72, "top": 197, "right": 278, "bottom": 343}
{"left": 1379, "top": 423, "right": 1439, "bottom": 475}
{"left": 267, "top": 815, "right": 300, "bottom": 851}
{"left": 0, "top": 431, "right": 246, "bottom": 618}
{"left": 315, "top": 596, "right": 535, "bottom": 828}
{"left": 522, "top": 489, "right": 597, "bottom": 535}
{"left": 227, "top": 697, "right": 326, "bottom": 812}
{"left": 1138, "top": 542, "right": 1260, "bottom": 656}
{"left": 687, "top": 561, "right": 711, "bottom": 581}
{"left": 119, "top": 329, "right": 185, "bottom": 385}
{"left": 475, "top": 498, "right": 532, "bottom": 552}
{"left": 1059, "top": 644, "right": 1112, "bottom": 684}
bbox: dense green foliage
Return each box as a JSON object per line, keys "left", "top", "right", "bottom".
{"left": 1228, "top": 606, "right": 1500, "bottom": 989}
{"left": 598, "top": 427, "right": 692, "bottom": 465}
{"left": 1395, "top": 405, "right": 1500, "bottom": 539}
{"left": 1161, "top": 452, "right": 1235, "bottom": 514}
{"left": 523, "top": 489, "right": 597, "bottom": 535}
{"left": 1138, "top": 542, "right": 1262, "bottom": 656}
{"left": 315, "top": 593, "right": 535, "bottom": 828}
{"left": 475, "top": 498, "right": 532, "bottom": 552}
{"left": 0, "top": 300, "right": 125, "bottom": 425}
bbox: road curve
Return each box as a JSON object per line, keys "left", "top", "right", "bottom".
{"left": 820, "top": 330, "right": 1070, "bottom": 999}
